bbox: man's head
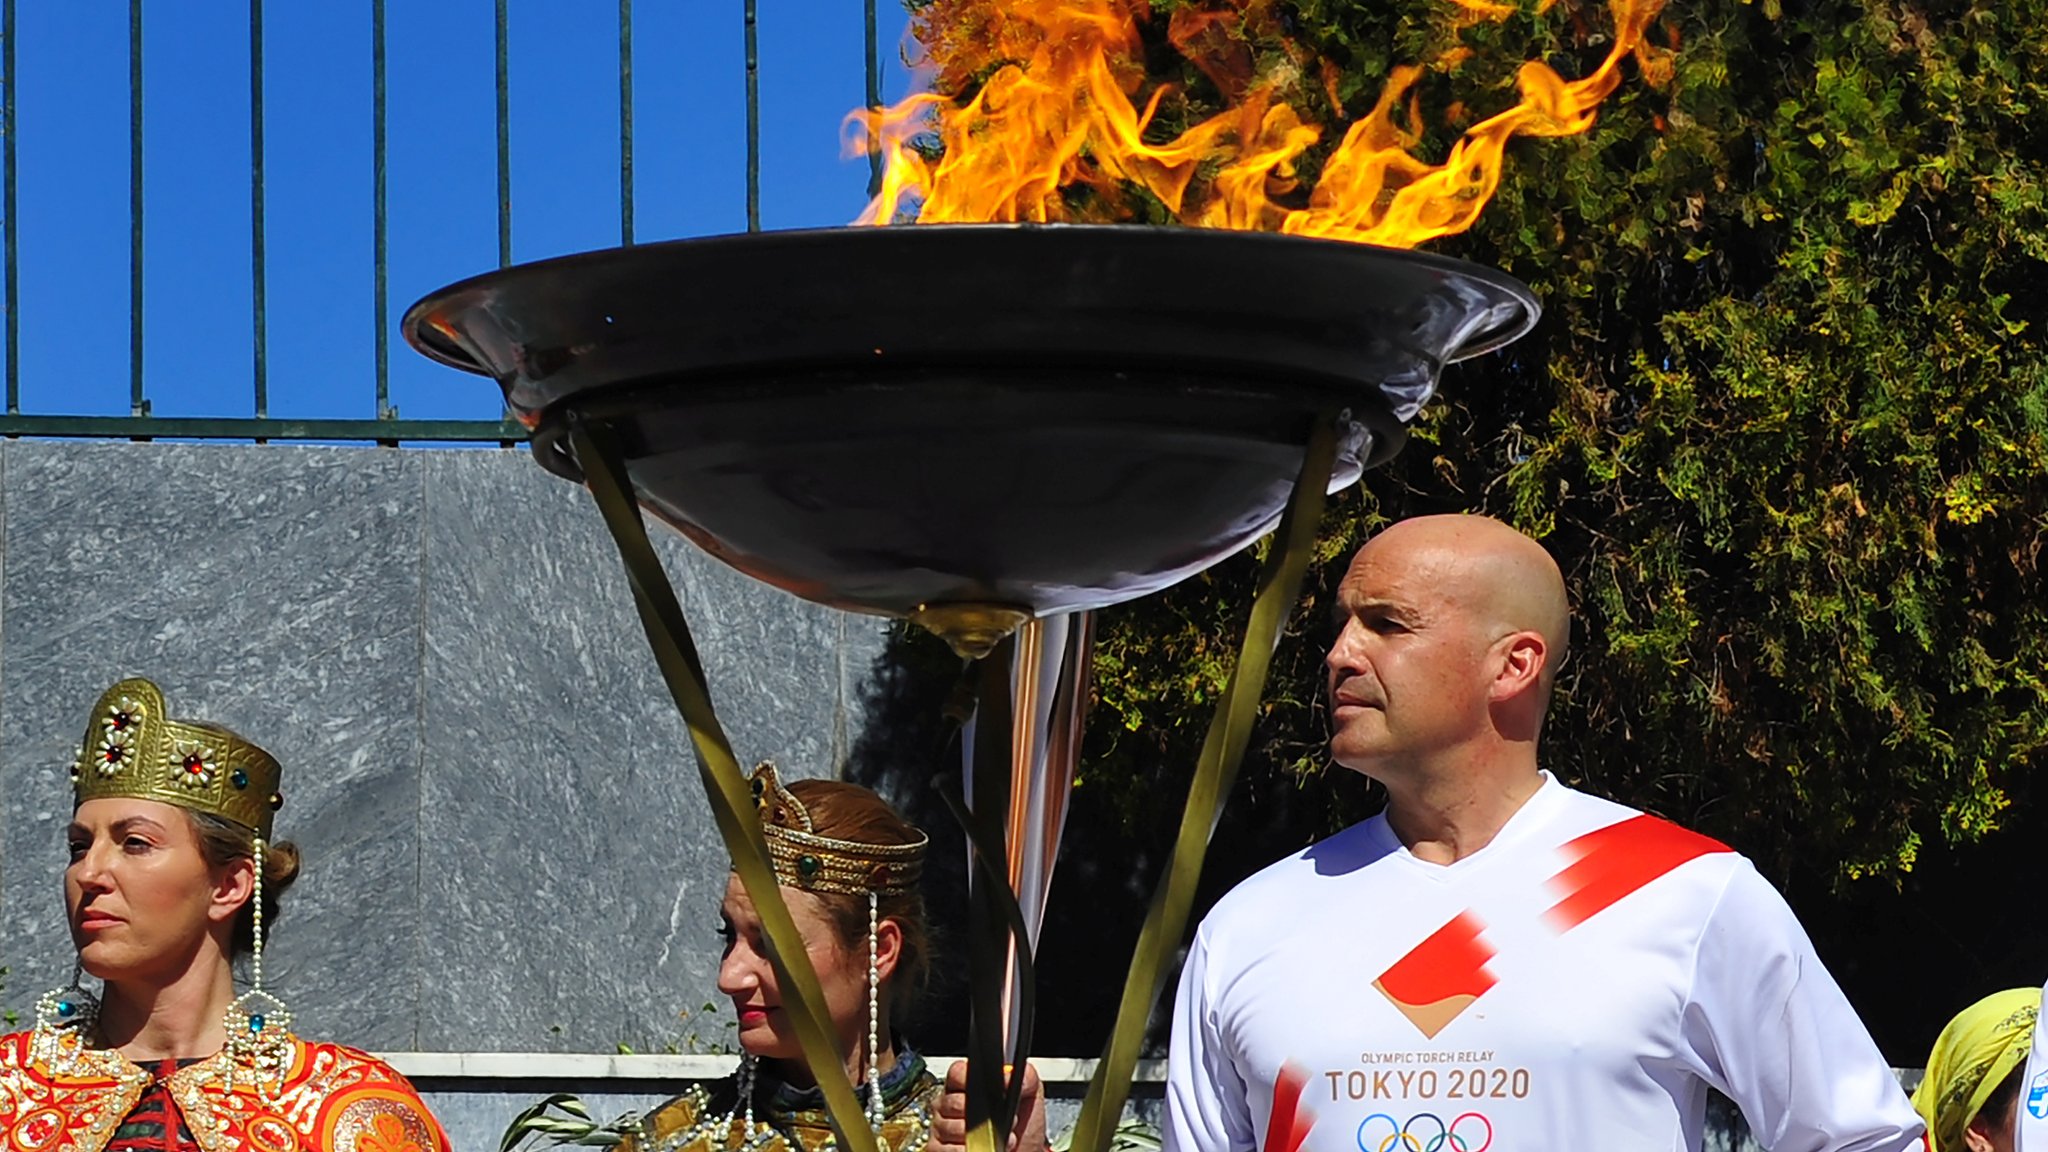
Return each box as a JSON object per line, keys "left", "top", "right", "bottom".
{"left": 1324, "top": 515, "right": 1569, "bottom": 780}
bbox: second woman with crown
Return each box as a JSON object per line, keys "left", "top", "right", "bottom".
{"left": 511, "top": 763, "right": 942, "bottom": 1152}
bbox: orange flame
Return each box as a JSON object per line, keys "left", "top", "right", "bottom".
{"left": 853, "top": 0, "right": 1664, "bottom": 249}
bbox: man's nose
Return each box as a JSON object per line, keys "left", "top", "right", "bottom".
{"left": 1327, "top": 619, "right": 1366, "bottom": 675}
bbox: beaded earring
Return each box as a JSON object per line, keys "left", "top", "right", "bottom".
{"left": 221, "top": 835, "right": 293, "bottom": 1094}
{"left": 866, "top": 890, "right": 884, "bottom": 1132}
{"left": 723, "top": 1053, "right": 759, "bottom": 1142}
{"left": 30, "top": 962, "right": 100, "bottom": 1075}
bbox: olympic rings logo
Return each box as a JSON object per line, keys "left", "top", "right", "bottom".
{"left": 1355, "top": 1111, "right": 1493, "bottom": 1152}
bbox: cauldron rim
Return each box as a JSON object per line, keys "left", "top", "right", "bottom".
{"left": 402, "top": 222, "right": 1541, "bottom": 384}
{"left": 396, "top": 223, "right": 1542, "bottom": 624}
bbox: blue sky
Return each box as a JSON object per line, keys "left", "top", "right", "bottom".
{"left": 7, "top": 1, "right": 915, "bottom": 425}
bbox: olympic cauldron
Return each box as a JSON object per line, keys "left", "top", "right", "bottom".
{"left": 406, "top": 225, "right": 1533, "bottom": 653}
{"left": 404, "top": 223, "right": 1537, "bottom": 1152}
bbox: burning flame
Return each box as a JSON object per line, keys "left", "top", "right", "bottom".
{"left": 853, "top": 0, "right": 1666, "bottom": 249}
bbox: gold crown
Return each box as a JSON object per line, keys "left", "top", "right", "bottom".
{"left": 749, "top": 763, "right": 926, "bottom": 897}
{"left": 70, "top": 677, "right": 284, "bottom": 840}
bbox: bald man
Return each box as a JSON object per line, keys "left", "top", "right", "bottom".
{"left": 1161, "top": 516, "right": 1926, "bottom": 1152}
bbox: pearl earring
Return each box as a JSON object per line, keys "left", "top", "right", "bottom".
{"left": 867, "top": 890, "right": 883, "bottom": 1133}
{"left": 724, "top": 1053, "right": 758, "bottom": 1141}
{"left": 222, "top": 836, "right": 293, "bottom": 1094}
{"left": 30, "top": 961, "right": 100, "bottom": 1074}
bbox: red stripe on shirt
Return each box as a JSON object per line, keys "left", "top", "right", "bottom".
{"left": 1264, "top": 1062, "right": 1315, "bottom": 1152}
{"left": 1543, "top": 814, "right": 1731, "bottom": 932}
{"left": 1375, "top": 909, "right": 1499, "bottom": 1006}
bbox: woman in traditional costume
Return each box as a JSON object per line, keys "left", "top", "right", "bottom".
{"left": 509, "top": 764, "right": 942, "bottom": 1152}
{"left": 0, "top": 676, "right": 451, "bottom": 1152}
{"left": 1915, "top": 987, "right": 2040, "bottom": 1152}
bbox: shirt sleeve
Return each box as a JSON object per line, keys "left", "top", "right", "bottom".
{"left": 2016, "top": 980, "right": 2048, "bottom": 1152}
{"left": 1675, "top": 860, "right": 1926, "bottom": 1152}
{"left": 1163, "top": 922, "right": 1257, "bottom": 1152}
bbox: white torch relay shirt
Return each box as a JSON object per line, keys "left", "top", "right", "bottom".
{"left": 2019, "top": 980, "right": 2048, "bottom": 1151}
{"left": 1163, "top": 775, "right": 1926, "bottom": 1152}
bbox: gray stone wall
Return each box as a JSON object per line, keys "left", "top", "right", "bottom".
{"left": 0, "top": 440, "right": 1895, "bottom": 1152}
{"left": 0, "top": 440, "right": 890, "bottom": 1057}
{"left": 414, "top": 1072, "right": 1170, "bottom": 1152}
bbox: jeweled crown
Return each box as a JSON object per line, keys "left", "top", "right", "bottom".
{"left": 749, "top": 762, "right": 926, "bottom": 897}
{"left": 70, "top": 677, "right": 284, "bottom": 840}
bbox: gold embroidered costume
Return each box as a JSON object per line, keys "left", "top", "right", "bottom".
{"left": 619, "top": 1050, "right": 939, "bottom": 1152}
{"left": 502, "top": 765, "right": 937, "bottom": 1152}
{"left": 12, "top": 677, "right": 454, "bottom": 1152}
{"left": 0, "top": 1029, "right": 450, "bottom": 1152}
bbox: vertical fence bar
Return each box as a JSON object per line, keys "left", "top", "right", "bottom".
{"left": 619, "top": 0, "right": 632, "bottom": 246}
{"left": 495, "top": 0, "right": 510, "bottom": 267}
{"left": 250, "top": 0, "right": 267, "bottom": 419}
{"left": 373, "top": 0, "right": 390, "bottom": 419}
{"left": 493, "top": 0, "right": 512, "bottom": 432}
{"left": 129, "top": 0, "right": 146, "bottom": 417}
{"left": 744, "top": 0, "right": 758, "bottom": 232}
{"left": 3, "top": 0, "right": 17, "bottom": 414}
{"left": 863, "top": 0, "right": 880, "bottom": 197}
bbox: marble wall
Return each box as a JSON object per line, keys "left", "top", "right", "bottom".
{"left": 409, "top": 1071, "right": 1170, "bottom": 1152}
{"left": 0, "top": 440, "right": 1890, "bottom": 1152}
{"left": 0, "top": 440, "right": 892, "bottom": 1056}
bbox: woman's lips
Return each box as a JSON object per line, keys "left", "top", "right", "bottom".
{"left": 77, "top": 913, "right": 122, "bottom": 931}
{"left": 737, "top": 1007, "right": 771, "bottom": 1026}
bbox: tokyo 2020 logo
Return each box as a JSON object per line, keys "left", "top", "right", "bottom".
{"left": 1355, "top": 1111, "right": 1493, "bottom": 1152}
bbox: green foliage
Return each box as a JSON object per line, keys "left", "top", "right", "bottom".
{"left": 500, "top": 1094, "right": 627, "bottom": 1151}
{"left": 1081, "top": 0, "right": 2048, "bottom": 884}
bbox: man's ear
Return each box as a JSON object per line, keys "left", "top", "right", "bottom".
{"left": 1490, "top": 630, "right": 1548, "bottom": 703}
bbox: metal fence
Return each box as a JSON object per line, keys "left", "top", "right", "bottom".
{"left": 0, "top": 0, "right": 889, "bottom": 444}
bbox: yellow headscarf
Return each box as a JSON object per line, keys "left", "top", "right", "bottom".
{"left": 1913, "top": 987, "right": 2039, "bottom": 1152}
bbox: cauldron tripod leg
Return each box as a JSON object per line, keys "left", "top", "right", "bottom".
{"left": 1068, "top": 413, "right": 1343, "bottom": 1152}
{"left": 569, "top": 412, "right": 882, "bottom": 1152}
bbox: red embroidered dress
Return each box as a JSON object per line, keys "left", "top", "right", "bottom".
{"left": 0, "top": 1030, "right": 450, "bottom": 1152}
{"left": 106, "top": 1058, "right": 199, "bottom": 1152}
